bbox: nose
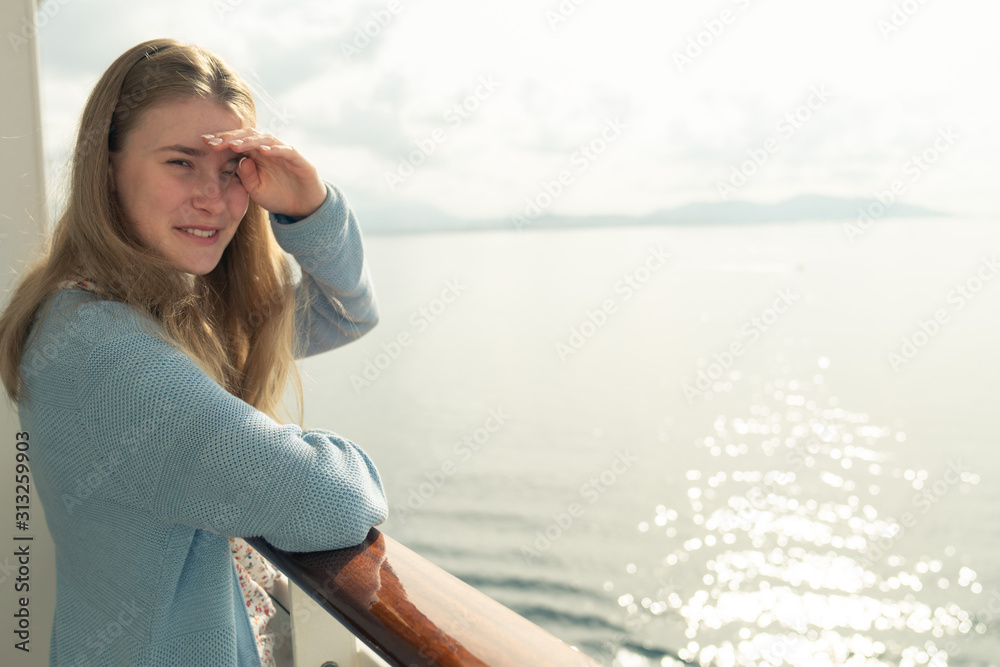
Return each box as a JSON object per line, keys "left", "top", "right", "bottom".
{"left": 191, "top": 172, "right": 232, "bottom": 214}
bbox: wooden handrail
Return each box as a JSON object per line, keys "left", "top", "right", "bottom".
{"left": 247, "top": 530, "right": 602, "bottom": 666}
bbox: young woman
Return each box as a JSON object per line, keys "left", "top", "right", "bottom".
{"left": 0, "top": 38, "right": 388, "bottom": 666}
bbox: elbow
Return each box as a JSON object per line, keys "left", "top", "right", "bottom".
{"left": 358, "top": 315, "right": 378, "bottom": 341}
{"left": 360, "top": 473, "right": 389, "bottom": 528}
{"left": 336, "top": 312, "right": 377, "bottom": 350}
{"left": 340, "top": 287, "right": 379, "bottom": 342}
{"left": 348, "top": 510, "right": 386, "bottom": 547}
{"left": 342, "top": 469, "right": 388, "bottom": 546}
{"left": 360, "top": 300, "right": 379, "bottom": 335}
{"left": 337, "top": 492, "right": 387, "bottom": 548}
{"left": 371, "top": 487, "right": 389, "bottom": 527}
{"left": 273, "top": 496, "right": 386, "bottom": 553}
{"left": 347, "top": 303, "right": 379, "bottom": 343}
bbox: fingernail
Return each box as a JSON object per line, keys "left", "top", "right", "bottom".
{"left": 260, "top": 145, "right": 272, "bottom": 151}
{"left": 230, "top": 139, "right": 244, "bottom": 146}
{"left": 207, "top": 137, "right": 223, "bottom": 146}
{"left": 201, "top": 134, "right": 215, "bottom": 140}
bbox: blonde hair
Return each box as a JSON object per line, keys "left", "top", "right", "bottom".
{"left": 0, "top": 37, "right": 314, "bottom": 424}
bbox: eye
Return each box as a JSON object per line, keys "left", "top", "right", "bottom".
{"left": 219, "top": 169, "right": 242, "bottom": 189}
{"left": 168, "top": 159, "right": 192, "bottom": 168}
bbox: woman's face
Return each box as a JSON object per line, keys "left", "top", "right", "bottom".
{"left": 110, "top": 97, "right": 250, "bottom": 276}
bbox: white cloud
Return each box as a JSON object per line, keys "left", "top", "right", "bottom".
{"left": 35, "top": 0, "right": 1000, "bottom": 222}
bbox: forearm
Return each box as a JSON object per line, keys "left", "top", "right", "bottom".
{"left": 270, "top": 181, "right": 380, "bottom": 356}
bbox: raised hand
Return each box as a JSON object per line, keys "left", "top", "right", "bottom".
{"left": 201, "top": 129, "right": 327, "bottom": 220}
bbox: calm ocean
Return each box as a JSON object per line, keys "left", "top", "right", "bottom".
{"left": 295, "top": 217, "right": 1000, "bottom": 666}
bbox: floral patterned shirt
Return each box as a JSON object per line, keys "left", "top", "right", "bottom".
{"left": 230, "top": 537, "right": 282, "bottom": 667}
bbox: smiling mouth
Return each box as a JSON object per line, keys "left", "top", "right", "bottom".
{"left": 178, "top": 228, "right": 218, "bottom": 238}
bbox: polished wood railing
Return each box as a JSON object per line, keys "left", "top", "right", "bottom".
{"left": 247, "top": 529, "right": 602, "bottom": 666}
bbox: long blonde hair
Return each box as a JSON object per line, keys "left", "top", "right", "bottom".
{"left": 0, "top": 37, "right": 312, "bottom": 425}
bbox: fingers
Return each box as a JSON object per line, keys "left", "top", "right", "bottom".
{"left": 199, "top": 126, "right": 322, "bottom": 217}
{"left": 202, "top": 129, "right": 293, "bottom": 155}
{"left": 236, "top": 154, "right": 256, "bottom": 177}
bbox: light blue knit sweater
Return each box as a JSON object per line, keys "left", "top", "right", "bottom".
{"left": 18, "top": 182, "right": 388, "bottom": 666}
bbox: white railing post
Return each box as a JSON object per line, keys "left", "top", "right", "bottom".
{"left": 287, "top": 581, "right": 390, "bottom": 667}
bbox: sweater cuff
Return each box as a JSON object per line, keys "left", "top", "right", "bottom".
{"left": 268, "top": 182, "right": 335, "bottom": 225}
{"left": 268, "top": 181, "right": 355, "bottom": 258}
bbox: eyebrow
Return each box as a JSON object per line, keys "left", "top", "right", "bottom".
{"left": 155, "top": 144, "right": 239, "bottom": 165}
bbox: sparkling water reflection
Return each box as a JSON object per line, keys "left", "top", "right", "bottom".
{"left": 611, "top": 355, "right": 985, "bottom": 667}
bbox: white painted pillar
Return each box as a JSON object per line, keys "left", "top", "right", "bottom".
{"left": 1, "top": 1, "right": 55, "bottom": 665}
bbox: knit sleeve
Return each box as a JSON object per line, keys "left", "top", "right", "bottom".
{"left": 77, "top": 309, "right": 388, "bottom": 551}
{"left": 268, "top": 182, "right": 379, "bottom": 359}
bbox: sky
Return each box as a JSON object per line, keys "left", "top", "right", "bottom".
{"left": 31, "top": 0, "right": 1000, "bottom": 225}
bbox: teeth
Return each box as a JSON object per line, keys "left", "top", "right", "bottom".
{"left": 180, "top": 228, "right": 217, "bottom": 238}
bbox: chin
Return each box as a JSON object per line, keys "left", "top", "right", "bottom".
{"left": 177, "top": 260, "right": 222, "bottom": 276}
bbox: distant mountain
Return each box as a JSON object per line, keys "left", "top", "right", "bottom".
{"left": 644, "top": 194, "right": 945, "bottom": 224}
{"left": 352, "top": 193, "right": 947, "bottom": 236}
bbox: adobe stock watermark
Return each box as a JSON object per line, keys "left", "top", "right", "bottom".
{"left": 69, "top": 58, "right": 177, "bottom": 164}
{"left": 0, "top": 557, "right": 15, "bottom": 586}
{"left": 843, "top": 126, "right": 959, "bottom": 244}
{"left": 7, "top": 0, "right": 71, "bottom": 54}
{"left": 597, "top": 627, "right": 641, "bottom": 664}
{"left": 206, "top": 469, "right": 274, "bottom": 536}
{"left": 61, "top": 454, "right": 121, "bottom": 515}
{"left": 521, "top": 448, "right": 639, "bottom": 564}
{"left": 877, "top": 0, "right": 931, "bottom": 40}
{"left": 737, "top": 631, "right": 808, "bottom": 666}
{"left": 545, "top": 0, "right": 590, "bottom": 31}
{"left": 340, "top": 0, "right": 409, "bottom": 62}
{"left": 716, "top": 470, "right": 797, "bottom": 533}
{"left": 887, "top": 254, "right": 998, "bottom": 371}
{"left": 682, "top": 287, "right": 800, "bottom": 403}
{"left": 556, "top": 246, "right": 671, "bottom": 362}
{"left": 931, "top": 582, "right": 999, "bottom": 666}
{"left": 392, "top": 407, "right": 510, "bottom": 525}
{"left": 784, "top": 430, "right": 839, "bottom": 472}
{"left": 257, "top": 105, "right": 295, "bottom": 138}
{"left": 21, "top": 302, "right": 90, "bottom": 383}
{"left": 511, "top": 117, "right": 628, "bottom": 231}
{"left": 717, "top": 84, "right": 833, "bottom": 201}
{"left": 55, "top": 395, "right": 181, "bottom": 518}
{"left": 212, "top": 0, "right": 245, "bottom": 19}
{"left": 350, "top": 278, "right": 467, "bottom": 393}
{"left": 414, "top": 607, "right": 477, "bottom": 665}
{"left": 672, "top": 0, "right": 754, "bottom": 73}
{"left": 860, "top": 459, "right": 974, "bottom": 568}
{"left": 384, "top": 74, "right": 501, "bottom": 192}
{"left": 56, "top": 599, "right": 144, "bottom": 663}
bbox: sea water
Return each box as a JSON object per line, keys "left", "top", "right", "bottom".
{"left": 297, "top": 217, "right": 1000, "bottom": 666}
